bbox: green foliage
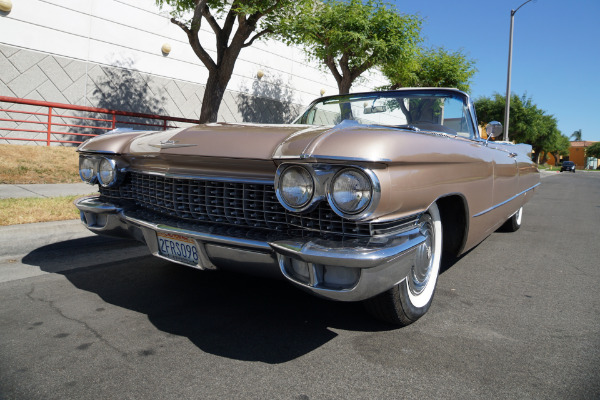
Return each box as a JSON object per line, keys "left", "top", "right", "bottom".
{"left": 570, "top": 129, "right": 582, "bottom": 141}
{"left": 156, "top": 0, "right": 306, "bottom": 122}
{"left": 475, "top": 93, "right": 541, "bottom": 144}
{"left": 157, "top": 0, "right": 299, "bottom": 31}
{"left": 586, "top": 142, "right": 600, "bottom": 158}
{"left": 383, "top": 46, "right": 477, "bottom": 93}
{"left": 475, "top": 93, "right": 567, "bottom": 163}
{"left": 276, "top": 0, "right": 422, "bottom": 93}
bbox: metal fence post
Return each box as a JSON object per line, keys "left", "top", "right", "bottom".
{"left": 47, "top": 106, "right": 53, "bottom": 146}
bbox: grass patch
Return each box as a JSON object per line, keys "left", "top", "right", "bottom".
{"left": 0, "top": 144, "right": 80, "bottom": 184}
{"left": 0, "top": 195, "right": 81, "bottom": 226}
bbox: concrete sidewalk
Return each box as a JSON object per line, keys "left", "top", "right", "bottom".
{"left": 0, "top": 183, "right": 97, "bottom": 199}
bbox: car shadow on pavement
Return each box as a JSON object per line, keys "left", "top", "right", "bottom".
{"left": 23, "top": 237, "right": 395, "bottom": 364}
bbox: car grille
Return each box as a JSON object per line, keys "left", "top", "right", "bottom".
{"left": 99, "top": 172, "right": 381, "bottom": 237}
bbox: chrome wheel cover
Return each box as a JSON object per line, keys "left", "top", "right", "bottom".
{"left": 515, "top": 207, "right": 523, "bottom": 225}
{"left": 409, "top": 214, "right": 435, "bottom": 296}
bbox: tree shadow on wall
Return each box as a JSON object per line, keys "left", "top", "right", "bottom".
{"left": 237, "top": 75, "right": 301, "bottom": 124}
{"left": 67, "top": 57, "right": 170, "bottom": 143}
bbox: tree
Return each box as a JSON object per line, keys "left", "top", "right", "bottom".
{"left": 475, "top": 93, "right": 542, "bottom": 144}
{"left": 548, "top": 134, "right": 571, "bottom": 165}
{"left": 535, "top": 119, "right": 569, "bottom": 165}
{"left": 278, "top": 0, "right": 422, "bottom": 94}
{"left": 475, "top": 93, "right": 564, "bottom": 164}
{"left": 383, "top": 46, "right": 477, "bottom": 93}
{"left": 586, "top": 142, "right": 600, "bottom": 159}
{"left": 157, "top": 0, "right": 305, "bottom": 123}
{"left": 570, "top": 129, "right": 582, "bottom": 141}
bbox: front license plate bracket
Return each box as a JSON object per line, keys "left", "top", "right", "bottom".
{"left": 157, "top": 232, "right": 200, "bottom": 266}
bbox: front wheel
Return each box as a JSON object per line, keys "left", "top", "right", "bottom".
{"left": 364, "top": 203, "right": 442, "bottom": 326}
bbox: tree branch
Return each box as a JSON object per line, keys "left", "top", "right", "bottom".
{"left": 201, "top": 4, "right": 222, "bottom": 35}
{"left": 350, "top": 60, "right": 374, "bottom": 81}
{"left": 338, "top": 53, "right": 351, "bottom": 78}
{"left": 170, "top": 17, "right": 191, "bottom": 35}
{"left": 190, "top": 0, "right": 208, "bottom": 33}
{"left": 247, "top": 0, "right": 282, "bottom": 27}
{"left": 324, "top": 53, "right": 343, "bottom": 85}
{"left": 170, "top": 16, "right": 216, "bottom": 71}
{"left": 242, "top": 29, "right": 272, "bottom": 48}
{"left": 222, "top": 8, "right": 237, "bottom": 40}
{"left": 399, "top": 101, "right": 411, "bottom": 123}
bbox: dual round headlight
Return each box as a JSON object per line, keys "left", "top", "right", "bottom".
{"left": 79, "top": 157, "right": 96, "bottom": 183}
{"left": 79, "top": 156, "right": 120, "bottom": 187}
{"left": 329, "top": 169, "right": 372, "bottom": 215}
{"left": 277, "top": 166, "right": 314, "bottom": 209}
{"left": 276, "top": 165, "right": 374, "bottom": 217}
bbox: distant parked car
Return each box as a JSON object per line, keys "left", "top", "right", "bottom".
{"left": 75, "top": 88, "right": 540, "bottom": 326}
{"left": 561, "top": 161, "right": 576, "bottom": 173}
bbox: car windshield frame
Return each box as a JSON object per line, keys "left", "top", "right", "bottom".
{"left": 294, "top": 89, "right": 478, "bottom": 140}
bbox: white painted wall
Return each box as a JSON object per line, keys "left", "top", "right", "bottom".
{"left": 0, "top": 0, "right": 387, "bottom": 106}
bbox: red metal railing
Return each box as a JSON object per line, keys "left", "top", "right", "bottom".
{"left": 0, "top": 96, "right": 200, "bottom": 146}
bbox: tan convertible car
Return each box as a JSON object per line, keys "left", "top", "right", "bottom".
{"left": 75, "top": 88, "right": 539, "bottom": 326}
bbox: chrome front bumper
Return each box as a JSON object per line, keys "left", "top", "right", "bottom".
{"left": 75, "top": 196, "right": 426, "bottom": 302}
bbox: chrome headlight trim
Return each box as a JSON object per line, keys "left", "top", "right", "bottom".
{"left": 79, "top": 156, "right": 97, "bottom": 184}
{"left": 97, "top": 157, "right": 119, "bottom": 187}
{"left": 327, "top": 167, "right": 381, "bottom": 221}
{"left": 275, "top": 165, "right": 315, "bottom": 212}
{"left": 275, "top": 163, "right": 381, "bottom": 221}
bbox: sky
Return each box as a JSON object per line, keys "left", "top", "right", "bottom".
{"left": 392, "top": 0, "right": 600, "bottom": 142}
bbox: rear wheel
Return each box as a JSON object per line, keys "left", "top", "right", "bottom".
{"left": 499, "top": 207, "right": 522, "bottom": 232}
{"left": 364, "top": 203, "right": 442, "bottom": 326}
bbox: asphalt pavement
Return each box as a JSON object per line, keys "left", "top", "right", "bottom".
{"left": 0, "top": 170, "right": 599, "bottom": 399}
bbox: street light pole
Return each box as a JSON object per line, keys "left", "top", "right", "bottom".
{"left": 503, "top": 0, "right": 534, "bottom": 142}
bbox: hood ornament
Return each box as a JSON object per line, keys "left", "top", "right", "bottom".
{"left": 148, "top": 139, "right": 197, "bottom": 149}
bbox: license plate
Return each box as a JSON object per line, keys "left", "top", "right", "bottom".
{"left": 157, "top": 232, "right": 199, "bottom": 265}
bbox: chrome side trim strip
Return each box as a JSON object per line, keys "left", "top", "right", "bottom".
{"left": 473, "top": 183, "right": 541, "bottom": 218}
{"left": 300, "top": 154, "right": 392, "bottom": 163}
{"left": 78, "top": 150, "right": 119, "bottom": 155}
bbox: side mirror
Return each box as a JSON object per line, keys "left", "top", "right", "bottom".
{"left": 485, "top": 121, "right": 503, "bottom": 139}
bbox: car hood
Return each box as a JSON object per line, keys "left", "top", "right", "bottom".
{"left": 77, "top": 121, "right": 477, "bottom": 163}
{"left": 78, "top": 123, "right": 331, "bottom": 160}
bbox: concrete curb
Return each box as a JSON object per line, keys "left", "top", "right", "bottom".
{"left": 0, "top": 183, "right": 97, "bottom": 199}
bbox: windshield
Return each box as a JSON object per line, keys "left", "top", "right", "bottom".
{"left": 295, "top": 90, "right": 475, "bottom": 139}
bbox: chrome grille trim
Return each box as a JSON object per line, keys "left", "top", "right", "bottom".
{"left": 99, "top": 172, "right": 375, "bottom": 237}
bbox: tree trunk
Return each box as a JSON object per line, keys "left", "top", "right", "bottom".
{"left": 337, "top": 76, "right": 353, "bottom": 95}
{"left": 199, "top": 71, "right": 226, "bottom": 123}
{"left": 198, "top": 56, "right": 237, "bottom": 123}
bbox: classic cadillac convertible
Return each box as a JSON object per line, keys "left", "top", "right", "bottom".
{"left": 75, "top": 88, "right": 539, "bottom": 326}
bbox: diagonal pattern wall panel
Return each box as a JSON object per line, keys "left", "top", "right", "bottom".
{"left": 1, "top": 44, "right": 302, "bottom": 146}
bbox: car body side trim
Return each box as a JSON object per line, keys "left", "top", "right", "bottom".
{"left": 473, "top": 183, "right": 541, "bottom": 218}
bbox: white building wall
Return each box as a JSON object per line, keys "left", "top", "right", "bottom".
{"left": 1, "top": 0, "right": 387, "bottom": 108}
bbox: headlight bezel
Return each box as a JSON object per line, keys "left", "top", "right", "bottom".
{"left": 97, "top": 157, "right": 119, "bottom": 187}
{"left": 274, "top": 163, "right": 381, "bottom": 220}
{"left": 78, "top": 154, "right": 124, "bottom": 188}
{"left": 327, "top": 167, "right": 373, "bottom": 216}
{"left": 275, "top": 165, "right": 316, "bottom": 212}
{"left": 79, "top": 156, "right": 97, "bottom": 184}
